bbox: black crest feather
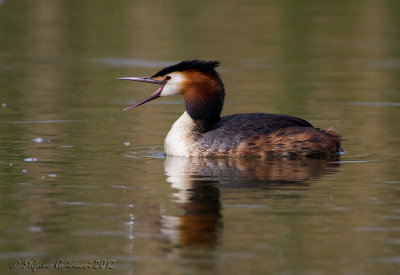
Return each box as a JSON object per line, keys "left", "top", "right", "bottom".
{"left": 152, "top": 60, "right": 220, "bottom": 78}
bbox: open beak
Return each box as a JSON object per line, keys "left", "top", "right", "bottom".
{"left": 118, "top": 77, "right": 165, "bottom": 111}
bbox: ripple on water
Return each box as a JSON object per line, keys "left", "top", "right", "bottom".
{"left": 71, "top": 229, "right": 134, "bottom": 238}
{"left": 368, "top": 59, "right": 400, "bottom": 69}
{"left": 29, "top": 226, "right": 42, "bottom": 233}
{"left": 0, "top": 251, "right": 47, "bottom": 260}
{"left": 330, "top": 160, "right": 375, "bottom": 164}
{"left": 349, "top": 102, "right": 400, "bottom": 107}
{"left": 385, "top": 239, "right": 400, "bottom": 245}
{"left": 58, "top": 201, "right": 134, "bottom": 208}
{"left": 121, "top": 146, "right": 164, "bottom": 159}
{"left": 9, "top": 120, "right": 88, "bottom": 124}
{"left": 357, "top": 226, "right": 400, "bottom": 232}
{"left": 224, "top": 204, "right": 268, "bottom": 209}
{"left": 32, "top": 137, "right": 45, "bottom": 143}
{"left": 91, "top": 57, "right": 173, "bottom": 68}
{"left": 58, "top": 184, "right": 98, "bottom": 189}
{"left": 381, "top": 215, "right": 400, "bottom": 220}
{"left": 369, "top": 256, "right": 400, "bottom": 264}
{"left": 24, "top": 157, "right": 38, "bottom": 162}
{"left": 111, "top": 185, "right": 131, "bottom": 190}
{"left": 111, "top": 98, "right": 182, "bottom": 106}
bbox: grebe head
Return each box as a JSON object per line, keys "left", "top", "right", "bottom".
{"left": 119, "top": 60, "right": 225, "bottom": 123}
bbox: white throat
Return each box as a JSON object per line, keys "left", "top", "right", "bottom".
{"left": 164, "top": 111, "right": 198, "bottom": 157}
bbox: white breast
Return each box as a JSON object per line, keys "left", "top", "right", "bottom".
{"left": 164, "top": 111, "right": 198, "bottom": 157}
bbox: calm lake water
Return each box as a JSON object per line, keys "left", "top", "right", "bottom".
{"left": 1, "top": 1, "right": 400, "bottom": 274}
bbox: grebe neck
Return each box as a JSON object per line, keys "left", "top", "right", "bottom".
{"left": 164, "top": 111, "right": 205, "bottom": 157}
{"left": 183, "top": 70, "right": 225, "bottom": 126}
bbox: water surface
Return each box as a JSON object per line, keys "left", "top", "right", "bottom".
{"left": 1, "top": 0, "right": 400, "bottom": 274}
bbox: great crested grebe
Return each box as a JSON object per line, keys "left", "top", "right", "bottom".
{"left": 119, "top": 60, "right": 342, "bottom": 157}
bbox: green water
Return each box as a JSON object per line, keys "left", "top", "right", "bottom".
{"left": 1, "top": 0, "right": 400, "bottom": 274}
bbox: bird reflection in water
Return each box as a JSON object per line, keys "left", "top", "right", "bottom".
{"left": 160, "top": 156, "right": 340, "bottom": 248}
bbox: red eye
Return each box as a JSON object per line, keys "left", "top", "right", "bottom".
{"left": 165, "top": 75, "right": 171, "bottom": 80}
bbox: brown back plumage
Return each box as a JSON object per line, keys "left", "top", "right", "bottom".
{"left": 235, "top": 127, "right": 342, "bottom": 158}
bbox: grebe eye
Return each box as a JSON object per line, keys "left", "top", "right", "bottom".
{"left": 165, "top": 75, "right": 171, "bottom": 80}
